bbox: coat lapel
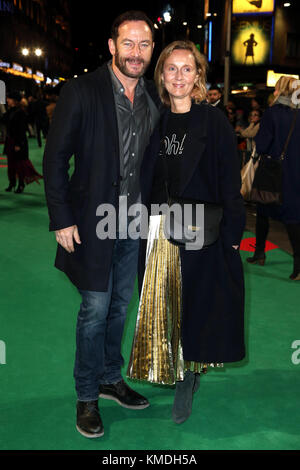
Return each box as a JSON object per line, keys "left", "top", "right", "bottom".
{"left": 96, "top": 65, "right": 120, "bottom": 160}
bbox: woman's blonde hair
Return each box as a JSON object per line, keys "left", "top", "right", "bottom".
{"left": 272, "top": 75, "right": 300, "bottom": 105}
{"left": 154, "top": 40, "right": 208, "bottom": 107}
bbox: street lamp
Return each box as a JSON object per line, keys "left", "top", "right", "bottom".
{"left": 157, "top": 11, "right": 172, "bottom": 47}
{"left": 163, "top": 12, "right": 171, "bottom": 22}
{"left": 182, "top": 22, "right": 190, "bottom": 39}
{"left": 35, "top": 48, "right": 43, "bottom": 57}
{"left": 22, "top": 48, "right": 29, "bottom": 56}
{"left": 224, "top": 0, "right": 232, "bottom": 105}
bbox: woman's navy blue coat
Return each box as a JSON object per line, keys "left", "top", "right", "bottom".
{"left": 139, "top": 103, "right": 246, "bottom": 363}
{"left": 255, "top": 103, "right": 300, "bottom": 223}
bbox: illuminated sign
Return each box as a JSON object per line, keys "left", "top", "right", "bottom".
{"left": 0, "top": 0, "right": 14, "bottom": 13}
{"left": 33, "top": 73, "right": 44, "bottom": 82}
{"left": 232, "top": 17, "right": 272, "bottom": 66}
{"left": 0, "top": 61, "right": 10, "bottom": 68}
{"left": 13, "top": 63, "right": 23, "bottom": 72}
{"left": 0, "top": 59, "right": 44, "bottom": 81}
{"left": 267, "top": 70, "right": 299, "bottom": 87}
{"left": 232, "top": 0, "right": 274, "bottom": 15}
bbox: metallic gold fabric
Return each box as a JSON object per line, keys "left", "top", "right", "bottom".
{"left": 127, "top": 215, "right": 223, "bottom": 385}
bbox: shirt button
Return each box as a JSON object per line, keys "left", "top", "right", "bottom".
{"left": 132, "top": 153, "right": 135, "bottom": 157}
{"left": 127, "top": 193, "right": 130, "bottom": 196}
{"left": 129, "top": 173, "right": 133, "bottom": 176}
{"left": 133, "top": 132, "right": 136, "bottom": 136}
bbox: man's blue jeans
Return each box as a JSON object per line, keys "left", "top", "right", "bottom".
{"left": 74, "top": 237, "right": 139, "bottom": 401}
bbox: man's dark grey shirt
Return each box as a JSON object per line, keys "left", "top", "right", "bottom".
{"left": 108, "top": 63, "right": 152, "bottom": 209}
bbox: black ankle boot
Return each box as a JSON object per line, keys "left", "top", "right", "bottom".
{"left": 172, "top": 371, "right": 199, "bottom": 424}
{"left": 14, "top": 184, "right": 24, "bottom": 194}
{"left": 290, "top": 257, "right": 300, "bottom": 281}
{"left": 246, "top": 251, "right": 266, "bottom": 265}
{"left": 5, "top": 183, "right": 15, "bottom": 192}
{"left": 76, "top": 400, "right": 104, "bottom": 438}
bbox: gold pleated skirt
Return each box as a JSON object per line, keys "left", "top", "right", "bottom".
{"left": 127, "top": 215, "right": 223, "bottom": 385}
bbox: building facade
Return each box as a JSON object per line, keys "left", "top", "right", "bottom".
{"left": 0, "top": 0, "right": 73, "bottom": 95}
{"left": 203, "top": 0, "right": 300, "bottom": 90}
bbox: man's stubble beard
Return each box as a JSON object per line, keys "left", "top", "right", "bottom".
{"left": 114, "top": 48, "right": 150, "bottom": 79}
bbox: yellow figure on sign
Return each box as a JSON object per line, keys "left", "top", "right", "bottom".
{"left": 243, "top": 33, "right": 258, "bottom": 64}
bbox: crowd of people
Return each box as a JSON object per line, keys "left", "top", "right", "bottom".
{"left": 206, "top": 86, "right": 266, "bottom": 167}
{"left": 1, "top": 80, "right": 266, "bottom": 192}
{"left": 1, "top": 9, "right": 299, "bottom": 440}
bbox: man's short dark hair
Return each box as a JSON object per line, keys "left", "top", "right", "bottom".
{"left": 111, "top": 10, "right": 155, "bottom": 42}
{"left": 209, "top": 85, "right": 222, "bottom": 93}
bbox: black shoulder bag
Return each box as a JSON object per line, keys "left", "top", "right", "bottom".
{"left": 251, "top": 109, "right": 298, "bottom": 205}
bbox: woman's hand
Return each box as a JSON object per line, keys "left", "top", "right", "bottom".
{"left": 232, "top": 245, "right": 239, "bottom": 250}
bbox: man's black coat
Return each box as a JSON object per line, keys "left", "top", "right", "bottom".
{"left": 43, "top": 64, "right": 160, "bottom": 291}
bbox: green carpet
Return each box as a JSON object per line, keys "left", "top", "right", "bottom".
{"left": 0, "top": 139, "right": 299, "bottom": 450}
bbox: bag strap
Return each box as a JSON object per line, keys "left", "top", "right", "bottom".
{"left": 250, "top": 143, "right": 257, "bottom": 159}
{"left": 280, "top": 109, "right": 298, "bottom": 160}
{"left": 159, "top": 120, "right": 171, "bottom": 202}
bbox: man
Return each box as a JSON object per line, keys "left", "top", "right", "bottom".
{"left": 43, "top": 10, "right": 160, "bottom": 438}
{"left": 207, "top": 85, "right": 226, "bottom": 113}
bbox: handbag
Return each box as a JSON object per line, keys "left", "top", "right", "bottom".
{"left": 240, "top": 145, "right": 259, "bottom": 200}
{"left": 160, "top": 138, "right": 223, "bottom": 250}
{"left": 250, "top": 109, "right": 298, "bottom": 205}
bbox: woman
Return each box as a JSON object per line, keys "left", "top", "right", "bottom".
{"left": 243, "top": 34, "right": 258, "bottom": 64}
{"left": 246, "top": 76, "right": 300, "bottom": 281}
{"left": 236, "top": 108, "right": 262, "bottom": 157}
{"left": 127, "top": 41, "right": 246, "bottom": 424}
{"left": 3, "top": 91, "right": 42, "bottom": 193}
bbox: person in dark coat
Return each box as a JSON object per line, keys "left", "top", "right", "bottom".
{"left": 207, "top": 84, "right": 227, "bottom": 113}
{"left": 3, "top": 91, "right": 42, "bottom": 193}
{"left": 31, "top": 91, "right": 49, "bottom": 147}
{"left": 247, "top": 76, "right": 300, "bottom": 280}
{"left": 43, "top": 11, "right": 160, "bottom": 439}
{"left": 127, "top": 40, "right": 246, "bottom": 424}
